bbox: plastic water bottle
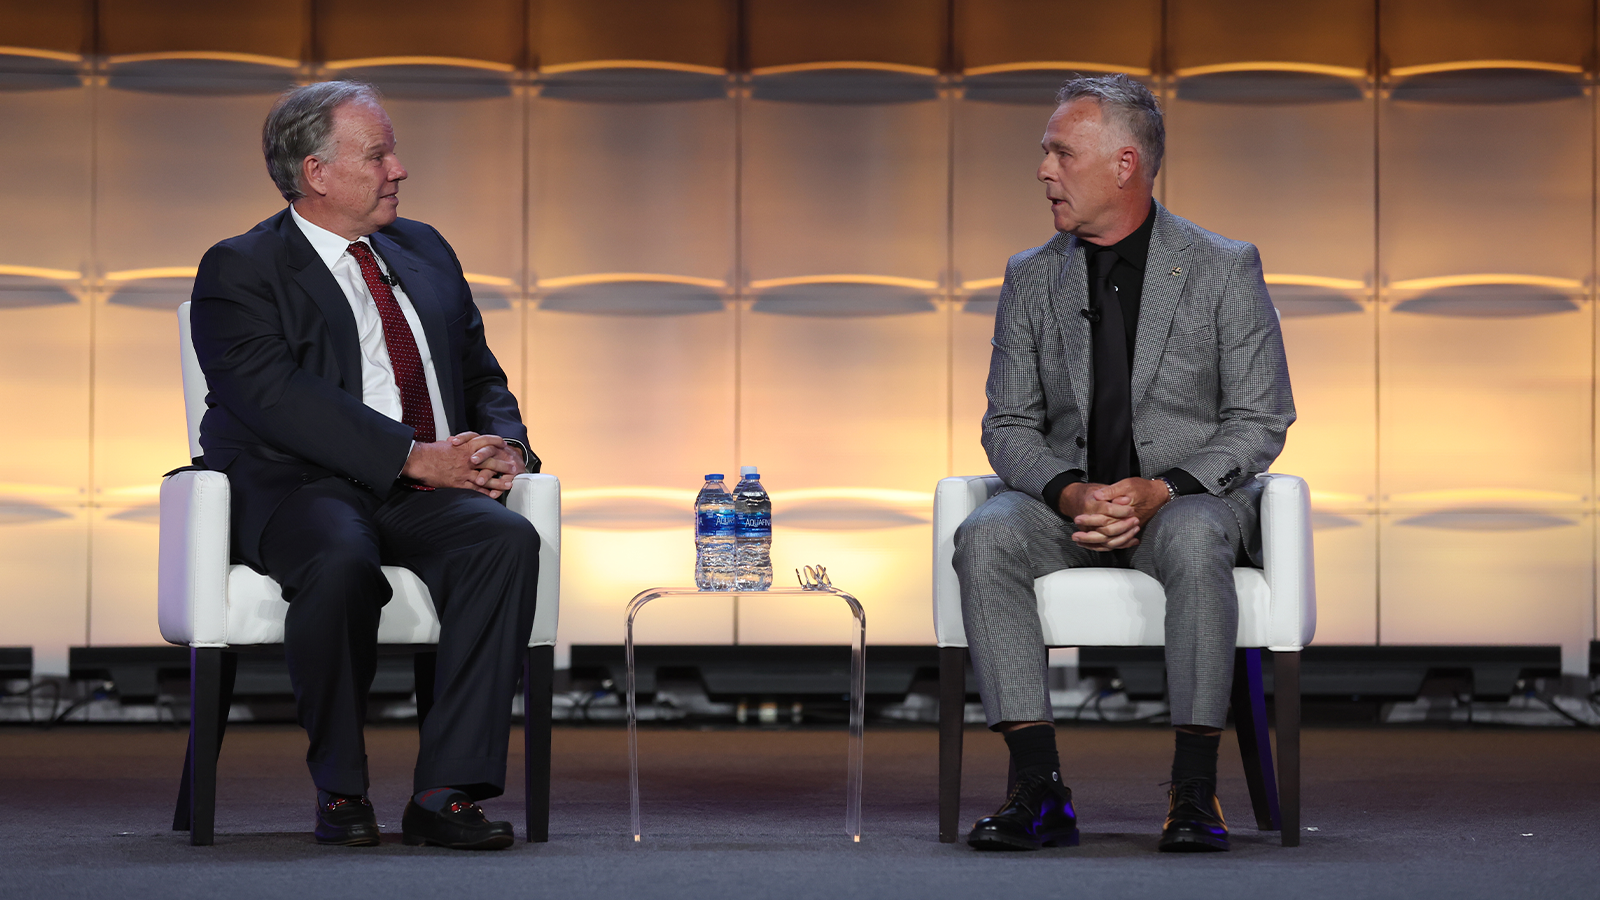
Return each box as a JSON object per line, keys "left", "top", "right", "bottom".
{"left": 695, "top": 474, "right": 735, "bottom": 591}
{"left": 732, "top": 466, "right": 773, "bottom": 591}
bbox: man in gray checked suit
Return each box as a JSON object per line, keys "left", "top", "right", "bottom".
{"left": 955, "top": 74, "right": 1294, "bottom": 853}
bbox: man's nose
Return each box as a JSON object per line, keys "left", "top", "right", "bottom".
{"left": 391, "top": 156, "right": 408, "bottom": 181}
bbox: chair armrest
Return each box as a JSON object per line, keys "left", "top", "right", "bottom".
{"left": 1257, "top": 472, "right": 1316, "bottom": 649}
{"left": 506, "top": 473, "right": 561, "bottom": 647}
{"left": 932, "top": 475, "right": 1006, "bottom": 648}
{"left": 157, "top": 469, "right": 233, "bottom": 647}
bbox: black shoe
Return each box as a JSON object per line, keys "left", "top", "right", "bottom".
{"left": 401, "top": 791, "right": 514, "bottom": 850}
{"left": 314, "top": 794, "right": 379, "bottom": 846}
{"left": 967, "top": 771, "right": 1080, "bottom": 851}
{"left": 1158, "top": 777, "right": 1229, "bottom": 852}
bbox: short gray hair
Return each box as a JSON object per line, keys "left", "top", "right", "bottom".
{"left": 262, "top": 81, "right": 382, "bottom": 201}
{"left": 1055, "top": 73, "right": 1164, "bottom": 180}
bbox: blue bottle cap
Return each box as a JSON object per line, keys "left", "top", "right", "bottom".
{"left": 705, "top": 474, "right": 724, "bottom": 480}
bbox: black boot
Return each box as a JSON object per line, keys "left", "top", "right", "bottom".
{"left": 967, "top": 771, "right": 1079, "bottom": 851}
{"left": 1157, "top": 777, "right": 1228, "bottom": 852}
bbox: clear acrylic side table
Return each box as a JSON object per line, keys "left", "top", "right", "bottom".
{"left": 625, "top": 586, "right": 866, "bottom": 843}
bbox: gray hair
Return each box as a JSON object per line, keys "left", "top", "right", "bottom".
{"left": 262, "top": 81, "right": 382, "bottom": 201}
{"left": 1055, "top": 73, "right": 1164, "bottom": 180}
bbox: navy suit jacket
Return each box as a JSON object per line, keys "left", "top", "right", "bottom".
{"left": 189, "top": 208, "right": 534, "bottom": 564}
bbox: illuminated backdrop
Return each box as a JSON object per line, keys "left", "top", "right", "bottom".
{"left": 1, "top": 0, "right": 1596, "bottom": 675}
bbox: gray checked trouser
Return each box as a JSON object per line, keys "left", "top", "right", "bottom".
{"left": 953, "top": 489, "right": 1244, "bottom": 729}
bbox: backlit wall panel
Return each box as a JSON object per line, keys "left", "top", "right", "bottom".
{"left": 98, "top": 0, "right": 304, "bottom": 60}
{"left": 740, "top": 94, "right": 948, "bottom": 643}
{"left": 534, "top": 0, "right": 733, "bottom": 70}
{"left": 527, "top": 93, "right": 737, "bottom": 650}
{"left": 317, "top": 0, "right": 524, "bottom": 67}
{"left": 1381, "top": 519, "right": 1595, "bottom": 650}
{"left": 1164, "top": 0, "right": 1378, "bottom": 642}
{"left": 0, "top": 72, "right": 92, "bottom": 673}
{"left": 1308, "top": 515, "right": 1381, "bottom": 644}
{"left": 531, "top": 98, "right": 734, "bottom": 280}
{"left": 1381, "top": 0, "right": 1593, "bottom": 69}
{"left": 2, "top": 1, "right": 1599, "bottom": 674}
{"left": 956, "top": 0, "right": 1157, "bottom": 73}
{"left": 742, "top": 99, "right": 947, "bottom": 284}
{"left": 0, "top": 514, "right": 89, "bottom": 675}
{"left": 1167, "top": 0, "right": 1372, "bottom": 72}
{"left": 746, "top": 0, "right": 946, "bottom": 71}
{"left": 0, "top": 85, "right": 93, "bottom": 496}
{"left": 1377, "top": 0, "right": 1594, "bottom": 666}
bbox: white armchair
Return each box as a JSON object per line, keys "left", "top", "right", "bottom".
{"left": 932, "top": 472, "right": 1315, "bottom": 847}
{"left": 159, "top": 301, "right": 561, "bottom": 846}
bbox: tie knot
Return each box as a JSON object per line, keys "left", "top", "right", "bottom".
{"left": 1090, "top": 246, "right": 1117, "bottom": 278}
{"left": 348, "top": 241, "right": 372, "bottom": 260}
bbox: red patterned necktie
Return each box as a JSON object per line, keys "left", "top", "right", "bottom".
{"left": 347, "top": 241, "right": 436, "bottom": 445}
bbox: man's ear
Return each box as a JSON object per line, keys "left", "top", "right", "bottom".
{"left": 1115, "top": 145, "right": 1140, "bottom": 189}
{"left": 301, "top": 155, "right": 326, "bottom": 198}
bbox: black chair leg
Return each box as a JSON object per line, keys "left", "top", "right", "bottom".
{"left": 938, "top": 646, "right": 968, "bottom": 843}
{"left": 174, "top": 648, "right": 237, "bottom": 837}
{"left": 524, "top": 645, "right": 553, "bottom": 843}
{"left": 413, "top": 651, "right": 437, "bottom": 726}
{"left": 173, "top": 743, "right": 193, "bottom": 832}
{"left": 177, "top": 648, "right": 235, "bottom": 846}
{"left": 1275, "top": 650, "right": 1302, "bottom": 847}
{"left": 1230, "top": 648, "right": 1281, "bottom": 831}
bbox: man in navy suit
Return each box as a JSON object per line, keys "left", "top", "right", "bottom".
{"left": 190, "top": 81, "right": 538, "bottom": 850}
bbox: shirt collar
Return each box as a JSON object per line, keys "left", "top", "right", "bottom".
{"left": 289, "top": 203, "right": 373, "bottom": 272}
{"left": 1081, "top": 199, "right": 1156, "bottom": 270}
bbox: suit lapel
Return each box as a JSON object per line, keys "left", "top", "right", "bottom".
{"left": 1131, "top": 203, "right": 1191, "bottom": 412}
{"left": 281, "top": 214, "right": 363, "bottom": 398}
{"left": 371, "top": 232, "right": 461, "bottom": 433}
{"left": 1045, "top": 232, "right": 1094, "bottom": 418}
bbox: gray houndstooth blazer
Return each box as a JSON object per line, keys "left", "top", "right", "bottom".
{"left": 980, "top": 200, "right": 1295, "bottom": 564}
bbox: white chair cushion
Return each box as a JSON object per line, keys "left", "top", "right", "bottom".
{"left": 932, "top": 472, "right": 1315, "bottom": 652}
{"left": 222, "top": 565, "right": 443, "bottom": 645}
{"left": 160, "top": 467, "right": 560, "bottom": 649}
{"left": 1034, "top": 567, "right": 1273, "bottom": 648}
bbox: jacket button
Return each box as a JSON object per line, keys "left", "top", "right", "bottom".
{"left": 1075, "top": 436, "right": 1086, "bottom": 448}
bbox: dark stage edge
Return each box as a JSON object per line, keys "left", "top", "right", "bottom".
{"left": 2, "top": 724, "right": 1597, "bottom": 900}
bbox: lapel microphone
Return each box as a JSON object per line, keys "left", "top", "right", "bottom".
{"left": 1079, "top": 307, "right": 1101, "bottom": 323}
{"left": 368, "top": 245, "right": 403, "bottom": 288}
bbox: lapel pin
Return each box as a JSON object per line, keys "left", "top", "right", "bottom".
{"left": 1170, "top": 266, "right": 1182, "bottom": 277}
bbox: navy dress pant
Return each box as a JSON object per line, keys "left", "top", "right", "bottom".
{"left": 250, "top": 477, "right": 539, "bottom": 800}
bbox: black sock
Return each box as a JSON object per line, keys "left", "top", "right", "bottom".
{"left": 1003, "top": 724, "right": 1060, "bottom": 778}
{"left": 1171, "top": 730, "right": 1220, "bottom": 783}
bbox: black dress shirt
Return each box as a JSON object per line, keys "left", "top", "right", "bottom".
{"left": 1041, "top": 202, "right": 1205, "bottom": 513}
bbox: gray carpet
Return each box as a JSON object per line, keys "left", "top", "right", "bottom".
{"left": 2, "top": 722, "right": 1597, "bottom": 899}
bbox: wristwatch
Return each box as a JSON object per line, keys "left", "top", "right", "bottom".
{"left": 1156, "top": 476, "right": 1180, "bottom": 503}
{"left": 503, "top": 437, "right": 531, "bottom": 468}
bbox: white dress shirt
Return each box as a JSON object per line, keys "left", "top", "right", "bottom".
{"left": 290, "top": 204, "right": 449, "bottom": 443}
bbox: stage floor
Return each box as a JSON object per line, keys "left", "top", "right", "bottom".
{"left": 2, "top": 722, "right": 1596, "bottom": 899}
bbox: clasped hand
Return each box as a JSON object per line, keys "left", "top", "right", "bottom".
{"left": 1057, "top": 477, "right": 1171, "bottom": 551}
{"left": 400, "top": 431, "right": 525, "bottom": 498}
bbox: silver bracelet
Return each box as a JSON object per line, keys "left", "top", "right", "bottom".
{"left": 1158, "top": 477, "right": 1179, "bottom": 502}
